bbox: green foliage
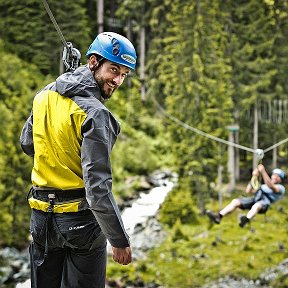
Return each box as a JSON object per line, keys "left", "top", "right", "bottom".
{"left": 108, "top": 80, "right": 175, "bottom": 196}
{"left": 159, "top": 186, "right": 198, "bottom": 227}
{"left": 107, "top": 1, "right": 288, "bottom": 286}
{"left": 112, "top": 129, "right": 159, "bottom": 175}
{"left": 170, "top": 218, "right": 190, "bottom": 242}
{"left": 0, "top": 1, "right": 288, "bottom": 286}
{"left": 146, "top": 0, "right": 235, "bottom": 210}
{"left": 107, "top": 186, "right": 288, "bottom": 287}
{"left": 271, "top": 273, "right": 288, "bottom": 288}
{"left": 0, "top": 41, "right": 48, "bottom": 247}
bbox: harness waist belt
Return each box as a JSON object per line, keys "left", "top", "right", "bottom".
{"left": 28, "top": 187, "right": 86, "bottom": 213}
{"left": 28, "top": 198, "right": 82, "bottom": 213}
{"left": 32, "top": 187, "right": 86, "bottom": 201}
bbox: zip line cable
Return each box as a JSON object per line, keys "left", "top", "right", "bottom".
{"left": 264, "top": 138, "right": 288, "bottom": 153}
{"left": 152, "top": 95, "right": 288, "bottom": 159}
{"left": 154, "top": 99, "right": 254, "bottom": 153}
{"left": 41, "top": 0, "right": 69, "bottom": 49}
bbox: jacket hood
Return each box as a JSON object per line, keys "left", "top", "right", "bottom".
{"left": 55, "top": 65, "right": 102, "bottom": 101}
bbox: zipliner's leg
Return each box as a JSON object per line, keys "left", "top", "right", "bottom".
{"left": 206, "top": 198, "right": 241, "bottom": 224}
{"left": 219, "top": 199, "right": 241, "bottom": 216}
{"left": 246, "top": 202, "right": 263, "bottom": 219}
{"left": 239, "top": 201, "right": 264, "bottom": 228}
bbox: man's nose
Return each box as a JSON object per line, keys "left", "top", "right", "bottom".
{"left": 112, "top": 74, "right": 124, "bottom": 86}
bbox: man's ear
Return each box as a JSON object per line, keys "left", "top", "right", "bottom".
{"left": 88, "top": 55, "right": 98, "bottom": 69}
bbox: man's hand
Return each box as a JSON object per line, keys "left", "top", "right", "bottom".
{"left": 252, "top": 168, "right": 260, "bottom": 177}
{"left": 257, "top": 163, "right": 265, "bottom": 173}
{"left": 111, "top": 246, "right": 132, "bottom": 265}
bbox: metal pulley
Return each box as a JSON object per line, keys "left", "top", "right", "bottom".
{"left": 62, "top": 42, "right": 81, "bottom": 72}
{"left": 255, "top": 149, "right": 264, "bottom": 162}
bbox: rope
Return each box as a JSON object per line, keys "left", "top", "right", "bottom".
{"left": 250, "top": 175, "right": 261, "bottom": 190}
{"left": 41, "top": 0, "right": 69, "bottom": 49}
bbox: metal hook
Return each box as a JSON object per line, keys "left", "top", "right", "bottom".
{"left": 62, "top": 42, "right": 81, "bottom": 72}
{"left": 255, "top": 149, "right": 264, "bottom": 161}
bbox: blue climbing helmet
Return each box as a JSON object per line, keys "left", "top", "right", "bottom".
{"left": 86, "top": 32, "right": 137, "bottom": 70}
{"left": 272, "top": 168, "right": 285, "bottom": 180}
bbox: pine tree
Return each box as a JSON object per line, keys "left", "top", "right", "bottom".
{"left": 147, "top": 0, "right": 234, "bottom": 205}
{"left": 228, "top": 0, "right": 278, "bottom": 161}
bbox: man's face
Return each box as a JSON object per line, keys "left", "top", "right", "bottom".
{"left": 90, "top": 58, "right": 130, "bottom": 100}
{"left": 271, "top": 173, "right": 282, "bottom": 184}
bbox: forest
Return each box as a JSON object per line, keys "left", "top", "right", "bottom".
{"left": 0, "top": 0, "right": 288, "bottom": 287}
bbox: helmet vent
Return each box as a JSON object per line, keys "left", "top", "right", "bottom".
{"left": 112, "top": 38, "right": 120, "bottom": 55}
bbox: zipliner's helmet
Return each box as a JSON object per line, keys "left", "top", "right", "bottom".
{"left": 272, "top": 168, "right": 285, "bottom": 180}
{"left": 86, "top": 32, "right": 137, "bottom": 70}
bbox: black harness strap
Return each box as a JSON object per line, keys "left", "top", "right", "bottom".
{"left": 31, "top": 186, "right": 86, "bottom": 202}
{"left": 44, "top": 192, "right": 78, "bottom": 258}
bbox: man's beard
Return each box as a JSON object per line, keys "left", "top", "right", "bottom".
{"left": 96, "top": 78, "right": 115, "bottom": 100}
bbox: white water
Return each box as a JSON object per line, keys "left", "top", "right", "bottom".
{"left": 121, "top": 180, "right": 174, "bottom": 235}
{"left": 16, "top": 280, "right": 30, "bottom": 288}
{"left": 15, "top": 178, "right": 174, "bottom": 288}
{"left": 106, "top": 179, "right": 174, "bottom": 256}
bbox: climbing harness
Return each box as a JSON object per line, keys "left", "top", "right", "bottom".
{"left": 250, "top": 175, "right": 261, "bottom": 190}
{"left": 27, "top": 187, "right": 85, "bottom": 260}
{"left": 41, "top": 0, "right": 81, "bottom": 72}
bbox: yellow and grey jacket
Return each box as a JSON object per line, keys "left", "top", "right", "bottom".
{"left": 20, "top": 65, "right": 129, "bottom": 248}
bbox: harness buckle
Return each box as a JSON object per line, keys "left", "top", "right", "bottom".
{"left": 48, "top": 193, "right": 56, "bottom": 199}
{"left": 47, "top": 193, "right": 56, "bottom": 213}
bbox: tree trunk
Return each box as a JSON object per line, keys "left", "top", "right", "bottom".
{"left": 227, "top": 130, "right": 235, "bottom": 192}
{"left": 253, "top": 103, "right": 258, "bottom": 168}
{"left": 140, "top": 25, "right": 145, "bottom": 101}
{"left": 97, "top": 0, "right": 104, "bottom": 33}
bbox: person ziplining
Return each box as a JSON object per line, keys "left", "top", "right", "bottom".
{"left": 206, "top": 164, "right": 286, "bottom": 228}
{"left": 152, "top": 97, "right": 287, "bottom": 228}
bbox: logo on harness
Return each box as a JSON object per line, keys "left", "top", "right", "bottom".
{"left": 69, "top": 225, "right": 85, "bottom": 231}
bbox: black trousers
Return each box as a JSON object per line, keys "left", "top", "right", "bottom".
{"left": 29, "top": 209, "right": 107, "bottom": 288}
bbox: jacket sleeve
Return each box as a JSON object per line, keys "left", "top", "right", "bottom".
{"left": 81, "top": 108, "right": 129, "bottom": 248}
{"left": 20, "top": 112, "right": 34, "bottom": 157}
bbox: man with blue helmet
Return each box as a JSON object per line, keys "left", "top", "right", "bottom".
{"left": 20, "top": 32, "right": 137, "bottom": 288}
{"left": 86, "top": 32, "right": 136, "bottom": 100}
{"left": 207, "top": 164, "right": 285, "bottom": 228}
